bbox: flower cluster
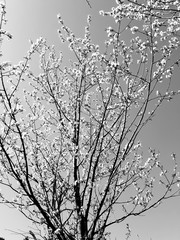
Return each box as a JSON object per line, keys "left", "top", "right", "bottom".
{"left": 0, "top": 1, "right": 179, "bottom": 240}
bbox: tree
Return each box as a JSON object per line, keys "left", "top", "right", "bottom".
{"left": 0, "top": 0, "right": 180, "bottom": 239}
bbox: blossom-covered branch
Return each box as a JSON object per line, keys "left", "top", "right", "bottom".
{"left": 0, "top": 1, "right": 180, "bottom": 239}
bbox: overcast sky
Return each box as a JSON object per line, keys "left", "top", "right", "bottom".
{"left": 0, "top": 0, "right": 180, "bottom": 240}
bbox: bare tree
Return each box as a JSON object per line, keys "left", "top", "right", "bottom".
{"left": 0, "top": 1, "right": 180, "bottom": 239}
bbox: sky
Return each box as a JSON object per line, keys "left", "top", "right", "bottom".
{"left": 0, "top": 0, "right": 180, "bottom": 240}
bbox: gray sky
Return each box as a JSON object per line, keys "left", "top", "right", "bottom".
{"left": 0, "top": 0, "right": 180, "bottom": 239}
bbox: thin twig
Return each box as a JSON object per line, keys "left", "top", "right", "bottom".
{"left": 85, "top": 0, "right": 92, "bottom": 8}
